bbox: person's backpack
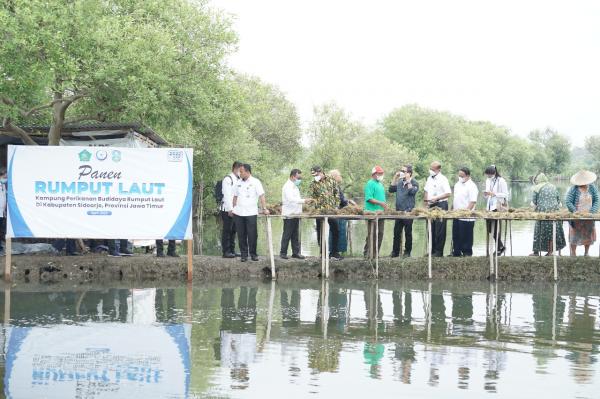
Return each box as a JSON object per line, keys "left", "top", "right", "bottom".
{"left": 214, "top": 175, "right": 233, "bottom": 206}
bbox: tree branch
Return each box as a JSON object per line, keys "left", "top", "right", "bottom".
{"left": 2, "top": 117, "right": 38, "bottom": 145}
{"left": 1, "top": 96, "right": 60, "bottom": 118}
{"left": 63, "top": 113, "right": 106, "bottom": 125}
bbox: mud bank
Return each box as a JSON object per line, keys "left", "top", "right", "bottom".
{"left": 2, "top": 254, "right": 600, "bottom": 284}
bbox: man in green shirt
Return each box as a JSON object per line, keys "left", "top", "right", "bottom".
{"left": 364, "top": 166, "right": 388, "bottom": 258}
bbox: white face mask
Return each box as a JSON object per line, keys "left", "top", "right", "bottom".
{"left": 458, "top": 177, "right": 466, "bottom": 183}
{"left": 314, "top": 175, "right": 322, "bottom": 182}
{"left": 429, "top": 169, "right": 437, "bottom": 177}
{"left": 399, "top": 172, "right": 405, "bottom": 179}
{"left": 376, "top": 174, "right": 384, "bottom": 182}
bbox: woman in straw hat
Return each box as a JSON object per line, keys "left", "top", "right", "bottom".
{"left": 565, "top": 170, "right": 599, "bottom": 256}
{"left": 530, "top": 173, "right": 566, "bottom": 256}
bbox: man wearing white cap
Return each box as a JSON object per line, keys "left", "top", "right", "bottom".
{"left": 565, "top": 170, "right": 599, "bottom": 256}
{"left": 363, "top": 165, "right": 388, "bottom": 257}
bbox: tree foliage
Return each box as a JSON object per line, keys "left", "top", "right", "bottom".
{"left": 307, "top": 103, "right": 417, "bottom": 196}
{"left": 380, "top": 104, "right": 537, "bottom": 180}
{"left": 528, "top": 128, "right": 571, "bottom": 175}
{"left": 0, "top": 0, "right": 236, "bottom": 145}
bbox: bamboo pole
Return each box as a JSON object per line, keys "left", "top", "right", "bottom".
{"left": 486, "top": 223, "right": 490, "bottom": 258}
{"left": 375, "top": 217, "right": 379, "bottom": 279}
{"left": 266, "top": 280, "right": 276, "bottom": 342}
{"left": 3, "top": 286, "right": 10, "bottom": 326}
{"left": 495, "top": 219, "right": 500, "bottom": 277}
{"left": 186, "top": 280, "right": 193, "bottom": 323}
{"left": 186, "top": 239, "right": 193, "bottom": 282}
{"left": 553, "top": 221, "right": 558, "bottom": 281}
{"left": 4, "top": 237, "right": 11, "bottom": 282}
{"left": 266, "top": 217, "right": 276, "bottom": 280}
{"left": 320, "top": 219, "right": 325, "bottom": 277}
{"left": 427, "top": 219, "right": 432, "bottom": 279}
{"left": 552, "top": 282, "right": 557, "bottom": 342}
{"left": 488, "top": 221, "right": 494, "bottom": 279}
{"left": 324, "top": 217, "right": 330, "bottom": 279}
{"left": 509, "top": 220, "right": 513, "bottom": 256}
{"left": 503, "top": 220, "right": 508, "bottom": 256}
{"left": 368, "top": 221, "right": 374, "bottom": 260}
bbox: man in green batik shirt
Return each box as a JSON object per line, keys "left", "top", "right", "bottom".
{"left": 364, "top": 165, "right": 388, "bottom": 258}
{"left": 310, "top": 165, "right": 343, "bottom": 260}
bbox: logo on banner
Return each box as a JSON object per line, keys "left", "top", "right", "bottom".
{"left": 78, "top": 150, "right": 92, "bottom": 162}
{"left": 168, "top": 150, "right": 183, "bottom": 162}
{"left": 111, "top": 150, "right": 122, "bottom": 162}
{"left": 96, "top": 150, "right": 108, "bottom": 161}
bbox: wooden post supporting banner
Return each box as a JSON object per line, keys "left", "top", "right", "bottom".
{"left": 375, "top": 217, "right": 379, "bottom": 279}
{"left": 3, "top": 286, "right": 10, "bottom": 326}
{"left": 552, "top": 221, "right": 558, "bottom": 281}
{"left": 324, "top": 217, "right": 330, "bottom": 279}
{"left": 4, "top": 237, "right": 11, "bottom": 282}
{"left": 427, "top": 219, "right": 432, "bottom": 279}
{"left": 266, "top": 217, "right": 276, "bottom": 280}
{"left": 186, "top": 239, "right": 193, "bottom": 282}
{"left": 186, "top": 280, "right": 193, "bottom": 323}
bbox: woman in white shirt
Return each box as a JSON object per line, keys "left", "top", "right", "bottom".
{"left": 484, "top": 165, "right": 509, "bottom": 255}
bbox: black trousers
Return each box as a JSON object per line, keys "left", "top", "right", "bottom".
{"left": 429, "top": 201, "right": 448, "bottom": 256}
{"left": 280, "top": 218, "right": 301, "bottom": 256}
{"left": 452, "top": 220, "right": 474, "bottom": 256}
{"left": 486, "top": 213, "right": 504, "bottom": 251}
{"left": 234, "top": 215, "right": 258, "bottom": 258}
{"left": 221, "top": 211, "right": 237, "bottom": 255}
{"left": 108, "top": 239, "right": 129, "bottom": 253}
{"left": 316, "top": 218, "right": 340, "bottom": 256}
{"left": 392, "top": 219, "right": 413, "bottom": 255}
{"left": 53, "top": 239, "right": 77, "bottom": 254}
{"left": 156, "top": 239, "right": 176, "bottom": 255}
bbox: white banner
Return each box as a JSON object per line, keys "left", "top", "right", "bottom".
{"left": 4, "top": 323, "right": 191, "bottom": 399}
{"left": 7, "top": 145, "right": 193, "bottom": 239}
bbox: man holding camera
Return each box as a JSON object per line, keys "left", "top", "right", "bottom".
{"left": 389, "top": 165, "right": 419, "bottom": 258}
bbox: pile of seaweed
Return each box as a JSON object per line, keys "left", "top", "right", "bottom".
{"left": 265, "top": 204, "right": 598, "bottom": 220}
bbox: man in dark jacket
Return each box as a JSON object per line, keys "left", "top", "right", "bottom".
{"left": 389, "top": 165, "right": 419, "bottom": 257}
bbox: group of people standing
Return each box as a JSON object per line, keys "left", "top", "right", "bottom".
{"left": 219, "top": 160, "right": 600, "bottom": 261}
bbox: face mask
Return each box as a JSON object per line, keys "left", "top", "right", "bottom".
{"left": 0, "top": 178, "right": 6, "bottom": 184}
{"left": 458, "top": 177, "right": 465, "bottom": 183}
{"left": 486, "top": 175, "right": 494, "bottom": 180}
{"left": 377, "top": 174, "right": 384, "bottom": 182}
{"left": 429, "top": 169, "right": 437, "bottom": 177}
{"left": 399, "top": 172, "right": 405, "bottom": 179}
{"left": 314, "top": 175, "right": 322, "bottom": 182}
{"left": 294, "top": 179, "right": 302, "bottom": 186}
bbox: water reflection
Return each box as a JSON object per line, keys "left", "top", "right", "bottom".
{"left": 0, "top": 281, "right": 599, "bottom": 398}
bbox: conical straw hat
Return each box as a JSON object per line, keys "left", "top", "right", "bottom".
{"left": 570, "top": 170, "right": 597, "bottom": 186}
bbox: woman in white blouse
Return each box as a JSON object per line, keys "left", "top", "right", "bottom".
{"left": 484, "top": 165, "right": 509, "bottom": 255}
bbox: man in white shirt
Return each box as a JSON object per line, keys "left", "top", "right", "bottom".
{"left": 452, "top": 166, "right": 479, "bottom": 256}
{"left": 423, "top": 161, "right": 452, "bottom": 256}
{"left": 280, "top": 169, "right": 310, "bottom": 259}
{"left": 232, "top": 163, "right": 269, "bottom": 262}
{"left": 220, "top": 161, "right": 241, "bottom": 258}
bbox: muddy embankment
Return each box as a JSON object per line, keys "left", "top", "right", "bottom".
{"left": 1, "top": 254, "right": 600, "bottom": 286}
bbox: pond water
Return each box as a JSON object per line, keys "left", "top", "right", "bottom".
{"left": 1, "top": 281, "right": 599, "bottom": 398}
{"left": 204, "top": 181, "right": 597, "bottom": 258}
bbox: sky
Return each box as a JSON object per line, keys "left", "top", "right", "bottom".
{"left": 212, "top": 0, "right": 600, "bottom": 146}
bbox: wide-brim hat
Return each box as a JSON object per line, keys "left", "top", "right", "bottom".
{"left": 570, "top": 170, "right": 597, "bottom": 186}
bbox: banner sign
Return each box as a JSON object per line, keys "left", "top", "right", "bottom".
{"left": 4, "top": 323, "right": 191, "bottom": 399}
{"left": 6, "top": 145, "right": 193, "bottom": 239}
